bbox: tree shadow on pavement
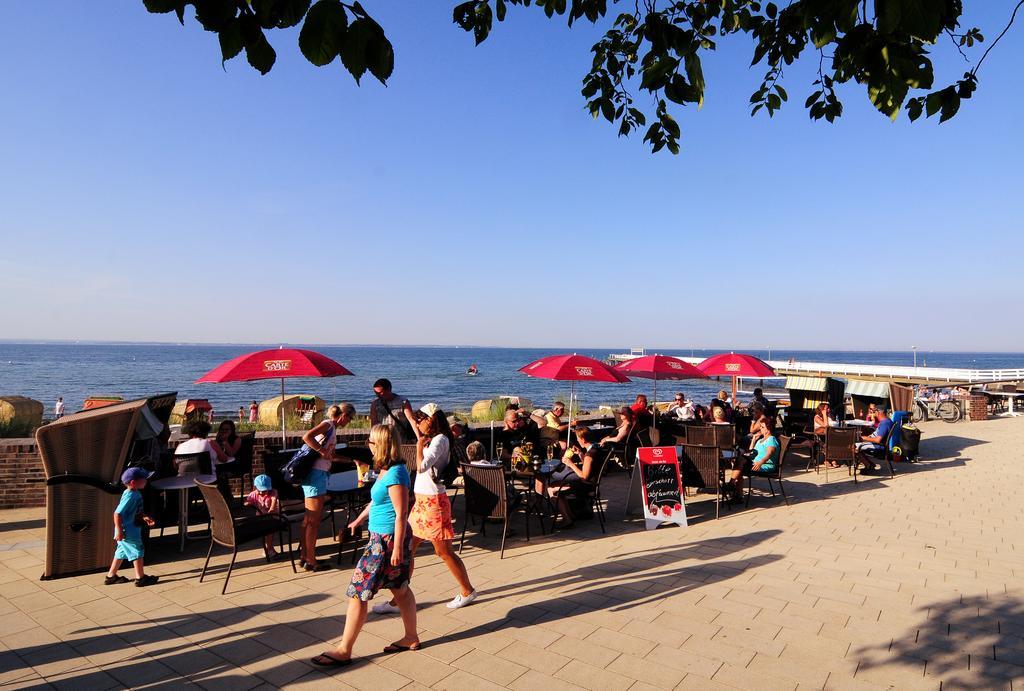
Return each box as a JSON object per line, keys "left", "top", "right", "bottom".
{"left": 850, "top": 593, "right": 1024, "bottom": 687}
{"left": 428, "top": 529, "right": 785, "bottom": 646}
{"left": 4, "top": 592, "right": 333, "bottom": 689}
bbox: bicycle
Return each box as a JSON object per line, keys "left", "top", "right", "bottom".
{"left": 911, "top": 397, "right": 962, "bottom": 423}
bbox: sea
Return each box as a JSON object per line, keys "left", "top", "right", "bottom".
{"left": 2, "top": 343, "right": 1023, "bottom": 417}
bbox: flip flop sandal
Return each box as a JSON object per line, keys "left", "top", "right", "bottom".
{"left": 383, "top": 642, "right": 422, "bottom": 653}
{"left": 311, "top": 653, "right": 353, "bottom": 667}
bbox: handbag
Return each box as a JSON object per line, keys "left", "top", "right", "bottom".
{"left": 282, "top": 445, "right": 320, "bottom": 486}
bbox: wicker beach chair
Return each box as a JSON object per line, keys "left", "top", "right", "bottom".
{"left": 35, "top": 396, "right": 176, "bottom": 580}
{"left": 195, "top": 479, "right": 294, "bottom": 594}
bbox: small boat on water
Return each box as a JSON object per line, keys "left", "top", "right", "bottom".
{"left": 467, "top": 364, "right": 479, "bottom": 376}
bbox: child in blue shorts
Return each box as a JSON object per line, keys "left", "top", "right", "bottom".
{"left": 105, "top": 467, "right": 159, "bottom": 587}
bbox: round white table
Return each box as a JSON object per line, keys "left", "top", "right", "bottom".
{"left": 985, "top": 391, "right": 1022, "bottom": 417}
{"left": 151, "top": 474, "right": 216, "bottom": 553}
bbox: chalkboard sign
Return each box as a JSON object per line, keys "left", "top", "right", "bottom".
{"left": 637, "top": 447, "right": 687, "bottom": 529}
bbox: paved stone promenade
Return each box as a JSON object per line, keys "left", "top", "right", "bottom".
{"left": 2, "top": 418, "right": 1023, "bottom": 690}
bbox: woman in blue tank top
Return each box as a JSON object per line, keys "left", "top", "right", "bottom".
{"left": 311, "top": 424, "right": 419, "bottom": 667}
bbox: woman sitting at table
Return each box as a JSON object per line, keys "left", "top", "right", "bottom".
{"left": 298, "top": 403, "right": 354, "bottom": 572}
{"left": 542, "top": 427, "right": 603, "bottom": 529}
{"left": 214, "top": 420, "right": 241, "bottom": 462}
{"left": 599, "top": 407, "right": 634, "bottom": 447}
{"left": 631, "top": 394, "right": 653, "bottom": 430}
{"left": 813, "top": 403, "right": 832, "bottom": 435}
{"left": 174, "top": 420, "right": 228, "bottom": 475}
{"left": 724, "top": 431, "right": 780, "bottom": 501}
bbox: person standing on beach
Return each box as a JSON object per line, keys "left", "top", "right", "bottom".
{"left": 54, "top": 397, "right": 65, "bottom": 419}
{"left": 249, "top": 400, "right": 258, "bottom": 423}
{"left": 370, "top": 378, "right": 417, "bottom": 443}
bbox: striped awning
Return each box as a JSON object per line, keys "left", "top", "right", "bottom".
{"left": 785, "top": 376, "right": 828, "bottom": 392}
{"left": 846, "top": 379, "right": 890, "bottom": 397}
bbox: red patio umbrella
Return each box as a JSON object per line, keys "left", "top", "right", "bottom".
{"left": 695, "top": 352, "right": 775, "bottom": 408}
{"left": 519, "top": 353, "right": 630, "bottom": 450}
{"left": 614, "top": 355, "right": 706, "bottom": 423}
{"left": 196, "top": 347, "right": 354, "bottom": 444}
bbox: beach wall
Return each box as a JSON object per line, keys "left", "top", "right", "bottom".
{"left": 0, "top": 440, "right": 47, "bottom": 509}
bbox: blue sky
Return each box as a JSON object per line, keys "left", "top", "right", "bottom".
{"left": 1, "top": 2, "right": 1021, "bottom": 351}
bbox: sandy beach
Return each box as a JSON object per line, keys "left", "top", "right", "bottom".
{"left": 1, "top": 416, "right": 1022, "bottom": 689}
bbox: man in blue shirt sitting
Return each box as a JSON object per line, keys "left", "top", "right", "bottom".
{"left": 855, "top": 407, "right": 893, "bottom": 471}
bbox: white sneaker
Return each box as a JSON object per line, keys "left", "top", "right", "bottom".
{"left": 447, "top": 590, "right": 478, "bottom": 609}
{"left": 372, "top": 601, "right": 401, "bottom": 615}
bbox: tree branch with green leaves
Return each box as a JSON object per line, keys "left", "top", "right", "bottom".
{"left": 142, "top": 0, "right": 1021, "bottom": 153}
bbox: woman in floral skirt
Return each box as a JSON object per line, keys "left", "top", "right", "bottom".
{"left": 311, "top": 424, "right": 419, "bottom": 667}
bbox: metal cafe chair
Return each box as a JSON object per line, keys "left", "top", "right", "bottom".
{"left": 195, "top": 478, "right": 295, "bottom": 595}
{"left": 745, "top": 435, "right": 793, "bottom": 507}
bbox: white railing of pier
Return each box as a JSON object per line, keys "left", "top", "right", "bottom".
{"left": 675, "top": 357, "right": 1024, "bottom": 384}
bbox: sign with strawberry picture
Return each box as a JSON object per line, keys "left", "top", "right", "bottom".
{"left": 637, "top": 446, "right": 687, "bottom": 529}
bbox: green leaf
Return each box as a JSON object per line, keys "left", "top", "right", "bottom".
{"left": 365, "top": 30, "right": 395, "bottom": 83}
{"left": 875, "top": 0, "right": 946, "bottom": 42}
{"left": 278, "top": 0, "right": 313, "bottom": 28}
{"left": 340, "top": 17, "right": 392, "bottom": 84}
{"left": 193, "top": 0, "right": 237, "bottom": 32}
{"left": 473, "top": 1, "right": 493, "bottom": 45}
{"left": 906, "top": 98, "right": 923, "bottom": 121}
{"left": 218, "top": 17, "right": 244, "bottom": 65}
{"left": 774, "top": 84, "right": 787, "bottom": 102}
{"left": 143, "top": 0, "right": 185, "bottom": 13}
{"left": 252, "top": 0, "right": 312, "bottom": 29}
{"left": 299, "top": 0, "right": 348, "bottom": 67}
{"left": 241, "top": 16, "right": 277, "bottom": 74}
{"left": 805, "top": 90, "right": 822, "bottom": 107}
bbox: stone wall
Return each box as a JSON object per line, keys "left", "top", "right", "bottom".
{"left": 0, "top": 440, "right": 48, "bottom": 509}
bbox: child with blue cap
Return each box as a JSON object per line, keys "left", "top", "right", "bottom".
{"left": 105, "top": 467, "right": 159, "bottom": 587}
{"left": 245, "top": 474, "right": 280, "bottom": 561}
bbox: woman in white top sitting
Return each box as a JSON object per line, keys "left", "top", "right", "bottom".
{"left": 375, "top": 407, "right": 477, "bottom": 614}
{"left": 298, "top": 403, "right": 354, "bottom": 572}
{"left": 174, "top": 419, "right": 228, "bottom": 474}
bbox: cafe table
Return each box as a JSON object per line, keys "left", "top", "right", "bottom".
{"left": 506, "top": 459, "right": 564, "bottom": 533}
{"left": 327, "top": 470, "right": 374, "bottom": 563}
{"left": 151, "top": 473, "right": 217, "bottom": 553}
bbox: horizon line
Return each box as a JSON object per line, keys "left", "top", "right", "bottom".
{"left": 2, "top": 339, "right": 1023, "bottom": 356}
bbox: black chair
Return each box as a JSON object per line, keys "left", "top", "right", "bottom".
{"left": 679, "top": 443, "right": 726, "bottom": 519}
{"left": 195, "top": 479, "right": 295, "bottom": 594}
{"left": 574, "top": 446, "right": 613, "bottom": 533}
{"left": 857, "top": 424, "right": 897, "bottom": 480}
{"left": 745, "top": 435, "right": 793, "bottom": 507}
